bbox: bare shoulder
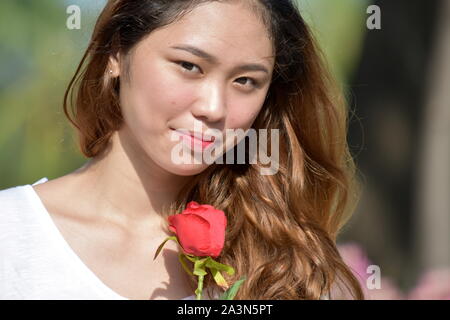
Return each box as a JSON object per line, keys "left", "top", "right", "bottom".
{"left": 32, "top": 176, "right": 68, "bottom": 203}
{"left": 31, "top": 174, "right": 87, "bottom": 222}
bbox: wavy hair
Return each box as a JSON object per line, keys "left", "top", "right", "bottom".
{"left": 63, "top": 0, "right": 364, "bottom": 299}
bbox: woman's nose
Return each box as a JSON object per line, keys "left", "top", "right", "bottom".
{"left": 190, "top": 83, "right": 227, "bottom": 123}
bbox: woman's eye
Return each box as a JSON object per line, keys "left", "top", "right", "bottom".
{"left": 177, "top": 61, "right": 201, "bottom": 74}
{"left": 235, "top": 77, "right": 259, "bottom": 88}
{"left": 176, "top": 61, "right": 259, "bottom": 89}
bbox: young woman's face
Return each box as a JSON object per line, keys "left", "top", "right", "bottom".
{"left": 111, "top": 1, "right": 275, "bottom": 176}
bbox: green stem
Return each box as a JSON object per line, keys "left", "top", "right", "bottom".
{"left": 196, "top": 274, "right": 204, "bottom": 300}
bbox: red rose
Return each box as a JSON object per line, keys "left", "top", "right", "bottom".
{"left": 168, "top": 201, "right": 227, "bottom": 258}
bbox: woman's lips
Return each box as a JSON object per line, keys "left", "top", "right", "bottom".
{"left": 172, "top": 129, "right": 214, "bottom": 150}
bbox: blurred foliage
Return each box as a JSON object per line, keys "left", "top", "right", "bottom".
{"left": 0, "top": 0, "right": 368, "bottom": 189}
{"left": 297, "top": 0, "right": 370, "bottom": 81}
{"left": 0, "top": 0, "right": 104, "bottom": 187}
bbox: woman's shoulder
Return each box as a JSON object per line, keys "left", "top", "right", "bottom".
{"left": 30, "top": 175, "right": 88, "bottom": 224}
{"left": 0, "top": 178, "right": 50, "bottom": 253}
{"left": 0, "top": 177, "right": 48, "bottom": 196}
{"left": 0, "top": 177, "right": 50, "bottom": 229}
{"left": 0, "top": 182, "right": 39, "bottom": 214}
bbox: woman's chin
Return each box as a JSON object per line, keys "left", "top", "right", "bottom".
{"left": 167, "top": 163, "right": 212, "bottom": 176}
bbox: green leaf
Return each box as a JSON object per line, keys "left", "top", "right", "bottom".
{"left": 153, "top": 236, "right": 178, "bottom": 260}
{"left": 183, "top": 254, "right": 199, "bottom": 263}
{"left": 205, "top": 257, "right": 235, "bottom": 275}
{"left": 209, "top": 267, "right": 229, "bottom": 289}
{"left": 219, "top": 276, "right": 247, "bottom": 300}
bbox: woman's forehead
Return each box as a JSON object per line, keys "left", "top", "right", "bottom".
{"left": 133, "top": 1, "right": 274, "bottom": 65}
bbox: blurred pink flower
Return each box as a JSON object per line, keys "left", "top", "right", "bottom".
{"left": 367, "top": 277, "right": 405, "bottom": 300}
{"left": 338, "top": 243, "right": 372, "bottom": 282}
{"left": 407, "top": 268, "right": 450, "bottom": 300}
{"left": 335, "top": 242, "right": 450, "bottom": 300}
{"left": 335, "top": 242, "right": 404, "bottom": 300}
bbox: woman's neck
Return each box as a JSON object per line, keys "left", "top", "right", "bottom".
{"left": 69, "top": 129, "right": 192, "bottom": 234}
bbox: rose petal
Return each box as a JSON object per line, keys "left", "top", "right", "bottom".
{"left": 170, "top": 213, "right": 211, "bottom": 256}
{"left": 187, "top": 201, "right": 200, "bottom": 209}
{"left": 168, "top": 215, "right": 177, "bottom": 234}
{"left": 192, "top": 209, "right": 226, "bottom": 257}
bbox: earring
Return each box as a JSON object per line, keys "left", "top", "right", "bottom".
{"left": 109, "top": 69, "right": 113, "bottom": 74}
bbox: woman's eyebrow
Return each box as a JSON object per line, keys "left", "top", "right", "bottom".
{"left": 170, "top": 44, "right": 270, "bottom": 74}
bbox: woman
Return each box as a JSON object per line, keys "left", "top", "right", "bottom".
{"left": 0, "top": 0, "right": 364, "bottom": 299}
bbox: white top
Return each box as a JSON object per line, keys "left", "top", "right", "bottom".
{"left": 0, "top": 177, "right": 197, "bottom": 300}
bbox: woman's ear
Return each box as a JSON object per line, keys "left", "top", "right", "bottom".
{"left": 108, "top": 53, "right": 121, "bottom": 78}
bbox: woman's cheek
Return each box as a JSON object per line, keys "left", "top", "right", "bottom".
{"left": 150, "top": 71, "right": 197, "bottom": 114}
{"left": 167, "top": 86, "right": 197, "bottom": 113}
{"left": 227, "top": 104, "right": 261, "bottom": 129}
{"left": 130, "top": 92, "right": 193, "bottom": 141}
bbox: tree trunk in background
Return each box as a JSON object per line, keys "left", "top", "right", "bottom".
{"left": 415, "top": 0, "right": 450, "bottom": 270}
{"left": 342, "top": 0, "right": 443, "bottom": 290}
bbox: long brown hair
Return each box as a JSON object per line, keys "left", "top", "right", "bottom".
{"left": 63, "top": 0, "right": 364, "bottom": 299}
